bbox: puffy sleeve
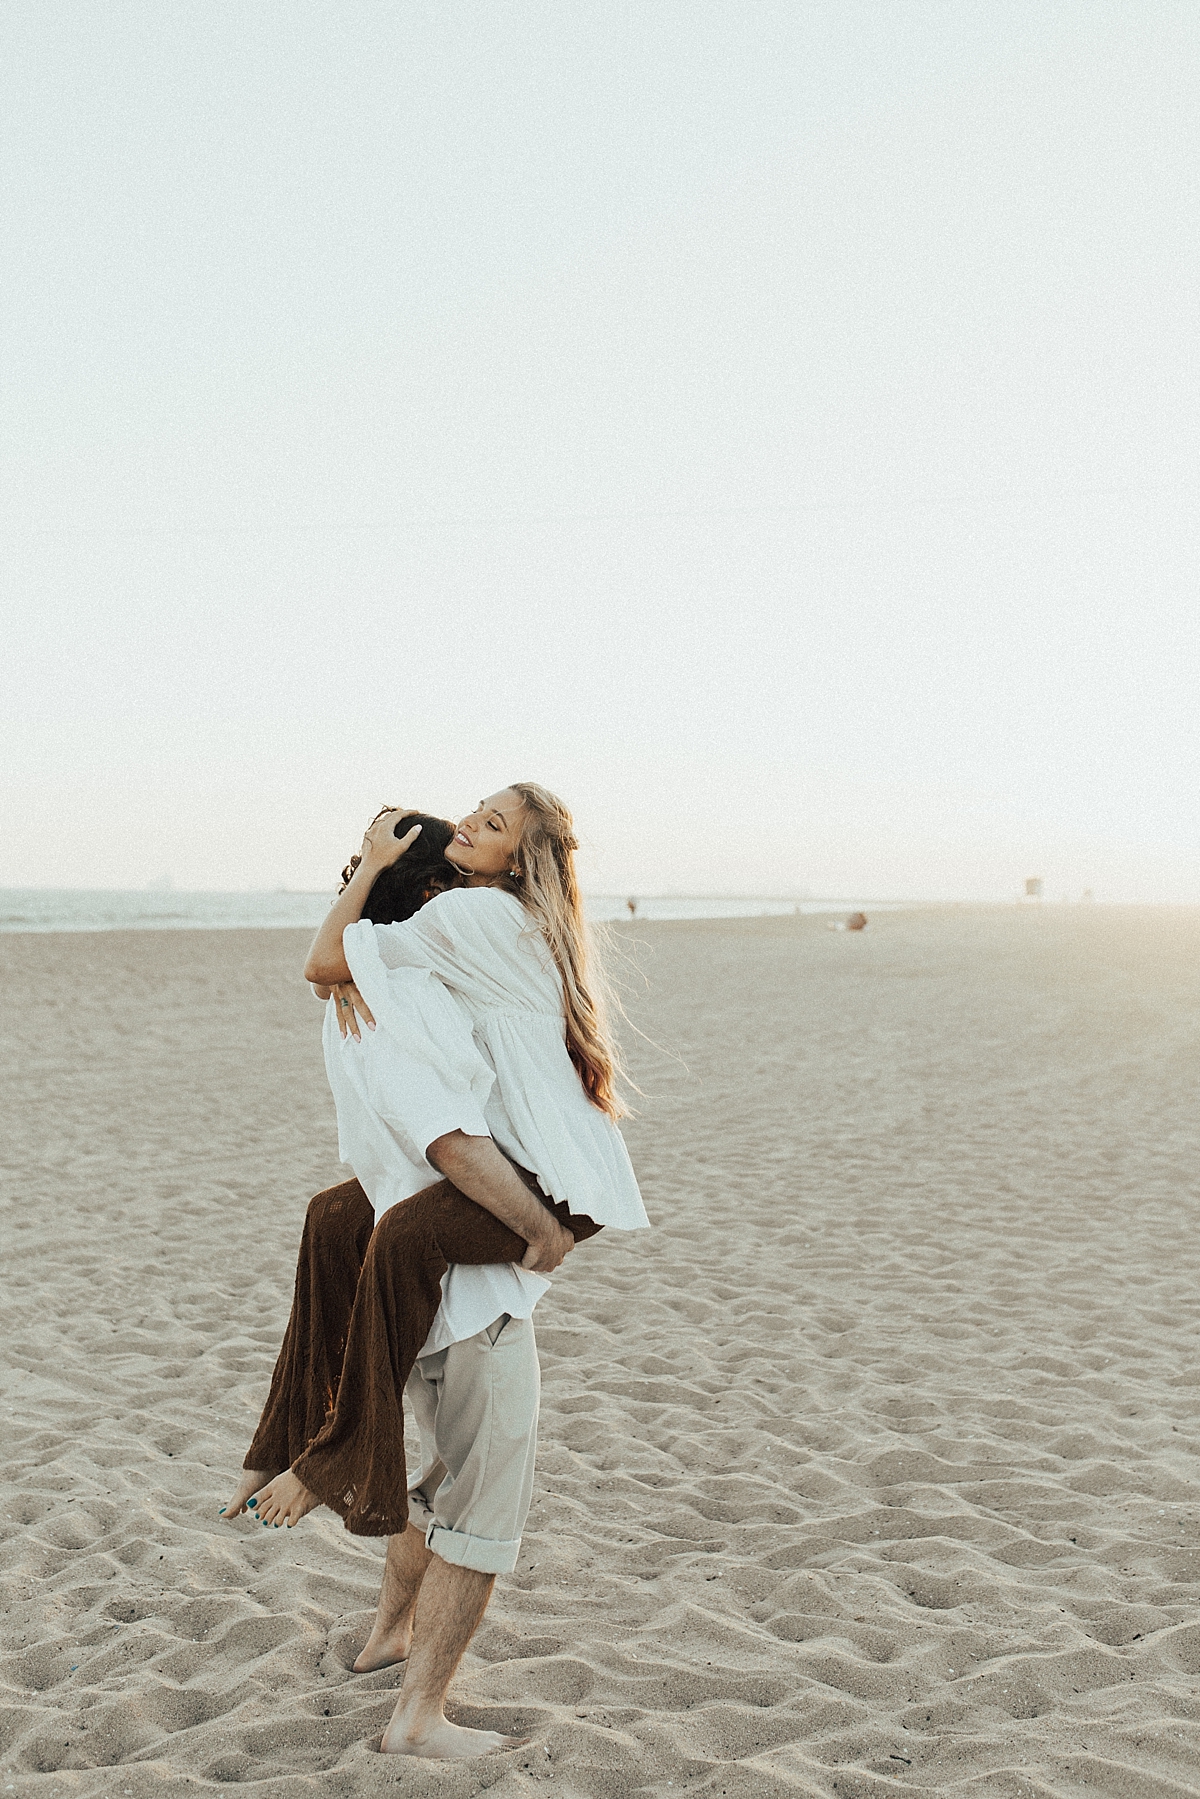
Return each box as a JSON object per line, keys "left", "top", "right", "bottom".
{"left": 363, "top": 887, "right": 552, "bottom": 1010}
{"left": 366, "top": 893, "right": 460, "bottom": 973}
{"left": 341, "top": 921, "right": 495, "bottom": 1160}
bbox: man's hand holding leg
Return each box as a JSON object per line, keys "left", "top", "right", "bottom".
{"left": 426, "top": 1131, "right": 574, "bottom": 1273}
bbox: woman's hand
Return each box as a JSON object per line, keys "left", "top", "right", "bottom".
{"left": 331, "top": 982, "right": 376, "bottom": 1041}
{"left": 359, "top": 811, "right": 423, "bottom": 873}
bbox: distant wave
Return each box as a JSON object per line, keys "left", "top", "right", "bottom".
{"left": 0, "top": 890, "right": 880, "bottom": 933}
{"left": 0, "top": 890, "right": 338, "bottom": 933}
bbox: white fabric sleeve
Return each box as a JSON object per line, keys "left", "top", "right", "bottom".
{"left": 342, "top": 923, "right": 495, "bottom": 1157}
{"left": 364, "top": 887, "right": 542, "bottom": 996}
{"left": 370, "top": 909, "right": 454, "bottom": 972}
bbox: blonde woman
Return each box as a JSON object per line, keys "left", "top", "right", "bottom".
{"left": 237, "top": 786, "right": 647, "bottom": 1760}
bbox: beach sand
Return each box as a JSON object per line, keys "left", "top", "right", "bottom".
{"left": 3, "top": 905, "right": 1200, "bottom": 1797}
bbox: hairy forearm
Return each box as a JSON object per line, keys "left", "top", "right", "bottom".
{"left": 426, "top": 1132, "right": 555, "bottom": 1242}
{"left": 303, "top": 863, "right": 379, "bottom": 984}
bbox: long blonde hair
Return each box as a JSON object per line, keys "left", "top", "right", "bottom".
{"left": 500, "top": 782, "right": 626, "bottom": 1119}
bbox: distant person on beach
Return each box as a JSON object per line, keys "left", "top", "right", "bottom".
{"left": 846, "top": 912, "right": 868, "bottom": 931}
{"left": 222, "top": 786, "right": 648, "bottom": 1760}
{"left": 626, "top": 896, "right": 638, "bottom": 918}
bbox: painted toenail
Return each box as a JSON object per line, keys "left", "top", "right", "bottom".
{"left": 218, "top": 1507, "right": 226, "bottom": 1514}
{"left": 247, "top": 1498, "right": 257, "bottom": 1506}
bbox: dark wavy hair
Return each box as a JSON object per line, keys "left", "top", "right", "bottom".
{"left": 340, "top": 809, "right": 461, "bottom": 924}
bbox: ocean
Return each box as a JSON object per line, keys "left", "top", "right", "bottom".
{"left": 0, "top": 890, "right": 882, "bottom": 934}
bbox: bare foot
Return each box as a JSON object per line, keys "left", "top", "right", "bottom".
{"left": 220, "top": 1468, "right": 279, "bottom": 1521}
{"left": 250, "top": 1469, "right": 321, "bottom": 1528}
{"left": 353, "top": 1617, "right": 413, "bottom": 1673}
{"left": 379, "top": 1714, "right": 529, "bottom": 1759}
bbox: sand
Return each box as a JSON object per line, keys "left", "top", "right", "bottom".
{"left": 3, "top": 905, "right": 1200, "bottom": 1798}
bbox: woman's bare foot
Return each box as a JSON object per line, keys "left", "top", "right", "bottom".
{"left": 353, "top": 1616, "right": 414, "bottom": 1673}
{"left": 250, "top": 1469, "right": 321, "bottom": 1528}
{"left": 380, "top": 1715, "right": 529, "bottom": 1759}
{"left": 220, "top": 1468, "right": 279, "bottom": 1521}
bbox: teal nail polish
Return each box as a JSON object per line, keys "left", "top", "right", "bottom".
{"left": 218, "top": 1507, "right": 226, "bottom": 1514}
{"left": 247, "top": 1498, "right": 257, "bottom": 1507}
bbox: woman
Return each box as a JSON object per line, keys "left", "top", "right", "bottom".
{"left": 225, "top": 783, "right": 647, "bottom": 1538}
{"left": 220, "top": 809, "right": 464, "bottom": 1520}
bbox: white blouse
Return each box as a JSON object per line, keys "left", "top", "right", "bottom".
{"left": 322, "top": 885, "right": 648, "bottom": 1354}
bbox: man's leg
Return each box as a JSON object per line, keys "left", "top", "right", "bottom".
{"left": 353, "top": 1523, "right": 433, "bottom": 1672}
{"left": 380, "top": 1317, "right": 540, "bottom": 1758}
{"left": 353, "top": 1341, "right": 446, "bottom": 1672}
{"left": 381, "top": 1560, "right": 512, "bottom": 1758}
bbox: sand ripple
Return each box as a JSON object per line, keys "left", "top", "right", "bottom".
{"left": 3, "top": 909, "right": 1200, "bottom": 1795}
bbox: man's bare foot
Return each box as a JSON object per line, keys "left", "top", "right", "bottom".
{"left": 353, "top": 1617, "right": 413, "bottom": 1673}
{"left": 220, "top": 1468, "right": 279, "bottom": 1521}
{"left": 379, "top": 1714, "right": 529, "bottom": 1759}
{"left": 250, "top": 1469, "right": 321, "bottom": 1528}
{"left": 377, "top": 1551, "right": 503, "bottom": 1756}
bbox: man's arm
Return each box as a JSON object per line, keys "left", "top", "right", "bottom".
{"left": 427, "top": 1131, "right": 574, "bottom": 1274}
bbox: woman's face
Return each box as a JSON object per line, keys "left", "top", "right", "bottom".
{"left": 445, "top": 789, "right": 526, "bottom": 883}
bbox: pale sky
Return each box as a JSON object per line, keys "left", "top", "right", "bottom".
{"left": 3, "top": 2, "right": 1197, "bottom": 900}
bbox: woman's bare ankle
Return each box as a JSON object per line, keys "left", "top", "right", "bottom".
{"left": 220, "top": 1468, "right": 279, "bottom": 1520}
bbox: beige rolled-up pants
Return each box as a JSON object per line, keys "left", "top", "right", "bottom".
{"left": 405, "top": 1313, "right": 541, "bottom": 1576}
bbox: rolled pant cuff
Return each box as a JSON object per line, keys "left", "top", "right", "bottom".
{"left": 424, "top": 1521, "right": 522, "bottom": 1576}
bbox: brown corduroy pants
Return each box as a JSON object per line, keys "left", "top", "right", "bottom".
{"left": 245, "top": 1175, "right": 600, "bottom": 1537}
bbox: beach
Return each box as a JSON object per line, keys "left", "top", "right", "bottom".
{"left": 4, "top": 904, "right": 1200, "bottom": 1797}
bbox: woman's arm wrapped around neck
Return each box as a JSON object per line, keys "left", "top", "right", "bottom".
{"left": 304, "top": 812, "right": 423, "bottom": 985}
